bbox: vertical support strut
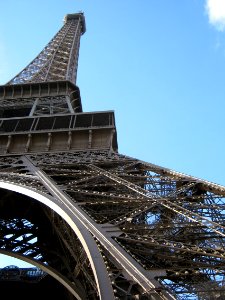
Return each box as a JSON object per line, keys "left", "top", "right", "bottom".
{"left": 20, "top": 155, "right": 115, "bottom": 300}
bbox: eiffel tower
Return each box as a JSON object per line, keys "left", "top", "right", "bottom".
{"left": 0, "top": 12, "right": 225, "bottom": 300}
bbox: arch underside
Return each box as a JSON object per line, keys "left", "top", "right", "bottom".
{"left": 0, "top": 189, "right": 98, "bottom": 299}
{"left": 0, "top": 186, "right": 109, "bottom": 300}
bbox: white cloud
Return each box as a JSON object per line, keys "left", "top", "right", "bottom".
{"left": 205, "top": 0, "right": 225, "bottom": 31}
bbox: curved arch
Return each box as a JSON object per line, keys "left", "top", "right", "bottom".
{"left": 0, "top": 250, "right": 83, "bottom": 300}
{"left": 0, "top": 181, "right": 114, "bottom": 300}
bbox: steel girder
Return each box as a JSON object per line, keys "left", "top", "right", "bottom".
{"left": 0, "top": 156, "right": 114, "bottom": 299}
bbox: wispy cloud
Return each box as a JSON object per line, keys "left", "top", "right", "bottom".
{"left": 205, "top": 0, "right": 225, "bottom": 31}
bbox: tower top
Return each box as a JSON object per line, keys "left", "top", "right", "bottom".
{"left": 64, "top": 12, "right": 86, "bottom": 34}
{"left": 7, "top": 12, "right": 86, "bottom": 85}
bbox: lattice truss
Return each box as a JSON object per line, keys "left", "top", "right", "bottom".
{"left": 0, "top": 155, "right": 142, "bottom": 299}
{"left": 0, "top": 152, "right": 225, "bottom": 299}
{"left": 7, "top": 14, "right": 84, "bottom": 85}
{"left": 0, "top": 96, "right": 72, "bottom": 118}
{"left": 32, "top": 96, "right": 71, "bottom": 115}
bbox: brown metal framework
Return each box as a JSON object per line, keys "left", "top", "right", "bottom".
{"left": 0, "top": 12, "right": 225, "bottom": 300}
{"left": 7, "top": 13, "right": 85, "bottom": 85}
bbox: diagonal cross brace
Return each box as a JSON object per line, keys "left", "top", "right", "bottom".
{"left": 88, "top": 164, "right": 225, "bottom": 238}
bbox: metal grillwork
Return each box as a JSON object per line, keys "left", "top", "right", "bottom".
{"left": 31, "top": 151, "right": 225, "bottom": 299}
{"left": 1, "top": 11, "right": 225, "bottom": 300}
{"left": 7, "top": 13, "right": 85, "bottom": 85}
{"left": 1, "top": 152, "right": 225, "bottom": 299}
{"left": 0, "top": 265, "right": 46, "bottom": 282}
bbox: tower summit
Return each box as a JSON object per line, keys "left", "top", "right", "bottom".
{"left": 0, "top": 12, "right": 225, "bottom": 300}
{"left": 8, "top": 12, "right": 86, "bottom": 85}
{"left": 64, "top": 12, "right": 86, "bottom": 33}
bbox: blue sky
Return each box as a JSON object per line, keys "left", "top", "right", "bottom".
{"left": 0, "top": 0, "right": 225, "bottom": 267}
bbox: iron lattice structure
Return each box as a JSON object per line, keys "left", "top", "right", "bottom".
{"left": 0, "top": 12, "right": 225, "bottom": 300}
